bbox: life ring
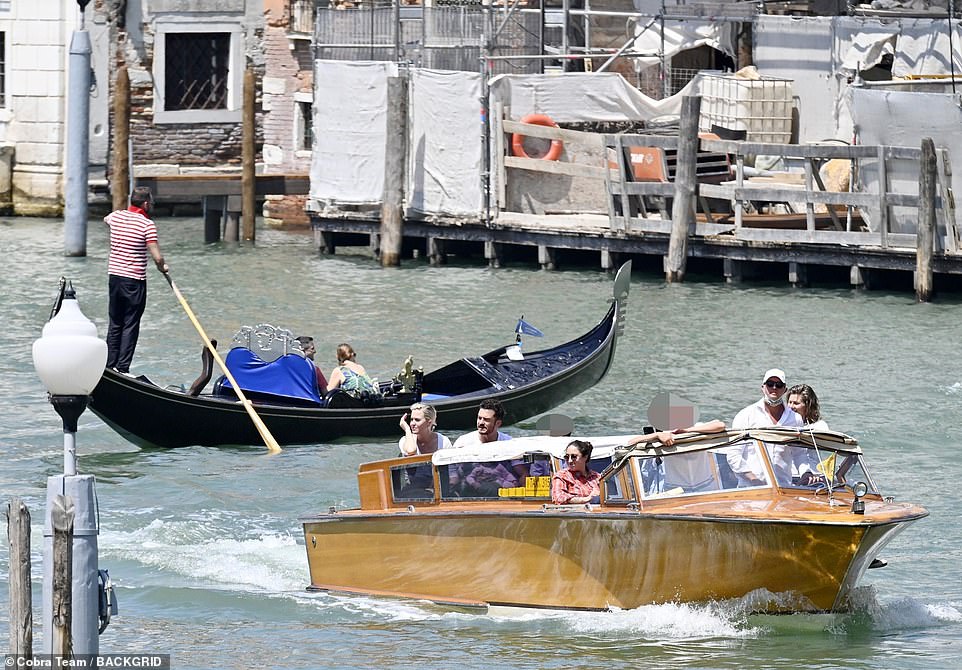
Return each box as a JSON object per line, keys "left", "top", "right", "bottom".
{"left": 512, "top": 113, "right": 564, "bottom": 161}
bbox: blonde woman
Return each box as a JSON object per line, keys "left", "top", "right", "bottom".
{"left": 399, "top": 402, "right": 452, "bottom": 456}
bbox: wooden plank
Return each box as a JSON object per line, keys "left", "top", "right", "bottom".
{"left": 610, "top": 182, "right": 675, "bottom": 197}
{"left": 734, "top": 228, "right": 887, "bottom": 244}
{"left": 628, "top": 218, "right": 733, "bottom": 236}
{"left": 604, "top": 134, "right": 681, "bottom": 150}
{"left": 504, "top": 155, "right": 607, "bottom": 179}
{"left": 700, "top": 139, "right": 884, "bottom": 159}
{"left": 7, "top": 498, "right": 32, "bottom": 658}
{"left": 136, "top": 174, "right": 310, "bottom": 198}
{"left": 804, "top": 159, "right": 816, "bottom": 231}
{"left": 878, "top": 145, "right": 890, "bottom": 249}
{"left": 495, "top": 102, "right": 506, "bottom": 210}
{"left": 937, "top": 147, "right": 959, "bottom": 253}
{"left": 502, "top": 120, "right": 603, "bottom": 145}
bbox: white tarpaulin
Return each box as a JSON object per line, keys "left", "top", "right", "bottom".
{"left": 756, "top": 15, "right": 962, "bottom": 143}
{"left": 489, "top": 72, "right": 683, "bottom": 123}
{"left": 892, "top": 19, "right": 962, "bottom": 77}
{"left": 310, "top": 60, "right": 397, "bottom": 204}
{"left": 631, "top": 21, "right": 736, "bottom": 71}
{"left": 406, "top": 69, "right": 482, "bottom": 216}
{"left": 851, "top": 86, "right": 962, "bottom": 235}
{"left": 839, "top": 27, "right": 897, "bottom": 74}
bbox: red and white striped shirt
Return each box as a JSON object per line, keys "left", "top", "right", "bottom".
{"left": 104, "top": 206, "right": 158, "bottom": 280}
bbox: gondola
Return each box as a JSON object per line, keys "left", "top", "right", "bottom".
{"left": 87, "top": 262, "right": 631, "bottom": 448}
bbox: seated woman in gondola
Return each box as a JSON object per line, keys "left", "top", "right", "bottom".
{"left": 327, "top": 343, "right": 377, "bottom": 398}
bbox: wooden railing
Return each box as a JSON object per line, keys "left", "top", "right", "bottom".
{"left": 604, "top": 133, "right": 960, "bottom": 252}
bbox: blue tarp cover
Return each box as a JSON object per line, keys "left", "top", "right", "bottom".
{"left": 222, "top": 348, "right": 322, "bottom": 404}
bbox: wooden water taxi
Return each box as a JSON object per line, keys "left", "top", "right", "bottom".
{"left": 300, "top": 428, "right": 927, "bottom": 612}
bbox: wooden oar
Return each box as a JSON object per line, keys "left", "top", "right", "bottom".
{"left": 163, "top": 272, "right": 282, "bottom": 454}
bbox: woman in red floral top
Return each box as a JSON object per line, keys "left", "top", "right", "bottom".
{"left": 551, "top": 440, "right": 602, "bottom": 504}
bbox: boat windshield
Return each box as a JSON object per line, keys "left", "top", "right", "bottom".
{"left": 764, "top": 441, "right": 876, "bottom": 493}
{"left": 438, "top": 455, "right": 554, "bottom": 501}
{"left": 637, "top": 441, "right": 771, "bottom": 499}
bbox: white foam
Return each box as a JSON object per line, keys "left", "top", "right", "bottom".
{"left": 100, "top": 517, "right": 306, "bottom": 595}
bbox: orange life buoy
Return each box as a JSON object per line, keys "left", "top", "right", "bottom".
{"left": 511, "top": 113, "right": 564, "bottom": 161}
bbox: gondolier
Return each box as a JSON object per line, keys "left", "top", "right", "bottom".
{"left": 104, "top": 185, "right": 169, "bottom": 374}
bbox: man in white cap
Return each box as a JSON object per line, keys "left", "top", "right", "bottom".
{"left": 727, "top": 368, "right": 803, "bottom": 486}
{"left": 732, "top": 368, "right": 803, "bottom": 430}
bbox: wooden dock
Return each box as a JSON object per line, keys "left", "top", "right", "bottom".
{"left": 309, "top": 110, "right": 962, "bottom": 297}
{"left": 138, "top": 173, "right": 309, "bottom": 242}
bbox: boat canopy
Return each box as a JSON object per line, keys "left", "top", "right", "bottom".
{"left": 430, "top": 434, "right": 632, "bottom": 466}
{"left": 430, "top": 428, "right": 861, "bottom": 468}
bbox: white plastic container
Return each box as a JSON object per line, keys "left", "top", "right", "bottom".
{"left": 699, "top": 74, "right": 795, "bottom": 144}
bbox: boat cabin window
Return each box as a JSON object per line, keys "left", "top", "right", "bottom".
{"left": 439, "top": 455, "right": 553, "bottom": 500}
{"left": 766, "top": 444, "right": 875, "bottom": 494}
{"left": 588, "top": 456, "right": 631, "bottom": 501}
{"left": 638, "top": 443, "right": 769, "bottom": 499}
{"left": 390, "top": 462, "right": 436, "bottom": 502}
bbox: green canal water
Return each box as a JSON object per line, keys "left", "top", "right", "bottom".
{"left": 1, "top": 217, "right": 960, "bottom": 669}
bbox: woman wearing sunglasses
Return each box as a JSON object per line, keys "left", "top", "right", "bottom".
{"left": 551, "top": 440, "right": 602, "bottom": 505}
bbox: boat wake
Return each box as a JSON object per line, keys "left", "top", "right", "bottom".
{"left": 99, "top": 518, "right": 961, "bottom": 637}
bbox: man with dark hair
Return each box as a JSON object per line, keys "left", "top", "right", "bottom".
{"left": 452, "top": 398, "right": 511, "bottom": 448}
{"left": 296, "top": 335, "right": 328, "bottom": 395}
{"left": 104, "top": 185, "right": 168, "bottom": 373}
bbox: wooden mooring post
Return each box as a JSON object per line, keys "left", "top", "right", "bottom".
{"left": 242, "top": 68, "right": 256, "bottom": 242}
{"left": 380, "top": 75, "right": 407, "bottom": 266}
{"left": 916, "top": 137, "right": 936, "bottom": 302}
{"left": 51, "top": 494, "right": 75, "bottom": 660}
{"left": 111, "top": 66, "right": 130, "bottom": 211}
{"left": 666, "top": 96, "right": 701, "bottom": 283}
{"left": 7, "top": 497, "right": 32, "bottom": 659}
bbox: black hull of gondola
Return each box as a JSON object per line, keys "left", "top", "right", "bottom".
{"left": 89, "top": 263, "right": 630, "bottom": 448}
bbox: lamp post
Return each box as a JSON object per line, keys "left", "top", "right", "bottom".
{"left": 65, "top": 0, "right": 92, "bottom": 257}
{"left": 32, "top": 280, "right": 107, "bottom": 656}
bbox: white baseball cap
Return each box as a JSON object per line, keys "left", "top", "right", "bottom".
{"left": 762, "top": 368, "right": 786, "bottom": 384}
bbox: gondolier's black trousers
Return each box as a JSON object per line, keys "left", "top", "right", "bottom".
{"left": 106, "top": 274, "right": 147, "bottom": 374}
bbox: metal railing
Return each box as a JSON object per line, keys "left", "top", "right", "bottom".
{"left": 289, "top": 0, "right": 316, "bottom": 35}
{"left": 313, "top": 6, "right": 541, "bottom": 74}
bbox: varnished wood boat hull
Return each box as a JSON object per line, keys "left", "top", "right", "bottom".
{"left": 301, "top": 509, "right": 920, "bottom": 612}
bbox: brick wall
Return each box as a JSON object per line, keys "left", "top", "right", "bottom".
{"left": 113, "top": 23, "right": 266, "bottom": 169}
{"left": 261, "top": 24, "right": 313, "bottom": 174}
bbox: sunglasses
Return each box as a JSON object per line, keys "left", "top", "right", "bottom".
{"left": 765, "top": 380, "right": 786, "bottom": 389}
{"left": 564, "top": 453, "right": 583, "bottom": 461}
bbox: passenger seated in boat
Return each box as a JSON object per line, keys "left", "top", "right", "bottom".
{"left": 510, "top": 457, "right": 552, "bottom": 483}
{"left": 781, "top": 384, "right": 831, "bottom": 486}
{"left": 327, "top": 343, "right": 377, "bottom": 398}
{"left": 453, "top": 399, "right": 512, "bottom": 448}
{"left": 398, "top": 402, "right": 452, "bottom": 456}
{"left": 462, "top": 461, "right": 519, "bottom": 497}
{"left": 628, "top": 421, "right": 726, "bottom": 495}
{"left": 296, "top": 336, "right": 328, "bottom": 395}
{"left": 397, "top": 403, "right": 451, "bottom": 497}
{"left": 728, "top": 369, "right": 803, "bottom": 486}
{"left": 551, "top": 440, "right": 602, "bottom": 504}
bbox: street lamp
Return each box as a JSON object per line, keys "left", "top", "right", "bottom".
{"left": 32, "top": 280, "right": 107, "bottom": 656}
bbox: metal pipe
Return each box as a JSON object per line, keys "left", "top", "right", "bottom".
{"left": 64, "top": 27, "right": 91, "bottom": 257}
{"left": 42, "top": 473, "right": 100, "bottom": 656}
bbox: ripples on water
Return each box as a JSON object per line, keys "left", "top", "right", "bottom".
{"left": 1, "top": 217, "right": 961, "bottom": 669}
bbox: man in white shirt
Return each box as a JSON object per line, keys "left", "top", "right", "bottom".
{"left": 452, "top": 399, "right": 512, "bottom": 448}
{"left": 728, "top": 368, "right": 803, "bottom": 485}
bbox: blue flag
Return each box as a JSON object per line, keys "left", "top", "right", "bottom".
{"left": 515, "top": 317, "right": 544, "bottom": 338}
